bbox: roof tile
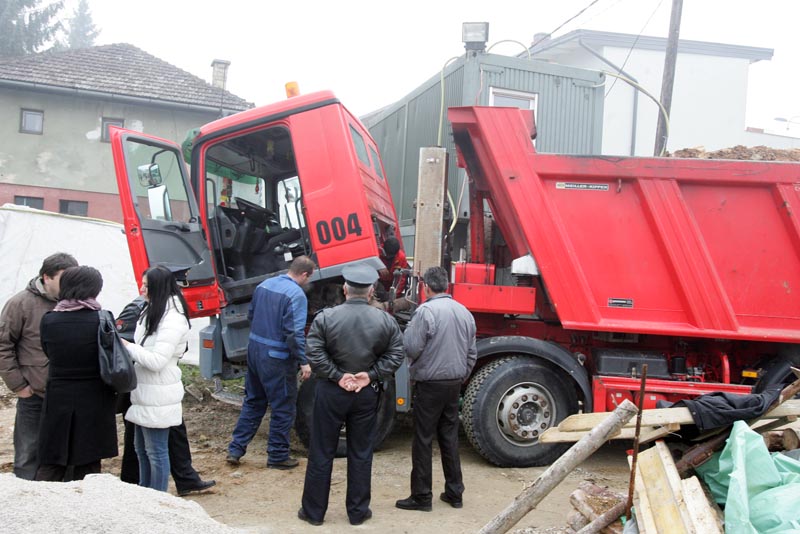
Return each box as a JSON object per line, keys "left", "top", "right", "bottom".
{"left": 0, "top": 43, "right": 253, "bottom": 111}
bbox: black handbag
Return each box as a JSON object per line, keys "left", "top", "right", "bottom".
{"left": 97, "top": 309, "right": 138, "bottom": 393}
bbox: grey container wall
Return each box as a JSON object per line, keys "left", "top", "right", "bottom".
{"left": 363, "top": 52, "right": 605, "bottom": 236}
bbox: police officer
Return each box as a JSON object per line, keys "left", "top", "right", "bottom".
{"left": 298, "top": 263, "right": 404, "bottom": 527}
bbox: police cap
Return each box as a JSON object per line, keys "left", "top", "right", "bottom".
{"left": 342, "top": 263, "right": 379, "bottom": 288}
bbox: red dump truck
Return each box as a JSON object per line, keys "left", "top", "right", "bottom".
{"left": 110, "top": 92, "right": 800, "bottom": 468}
{"left": 446, "top": 105, "right": 800, "bottom": 466}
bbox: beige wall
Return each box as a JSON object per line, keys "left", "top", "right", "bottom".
{"left": 0, "top": 87, "right": 221, "bottom": 218}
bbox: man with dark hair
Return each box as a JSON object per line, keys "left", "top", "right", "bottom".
{"left": 378, "top": 236, "right": 410, "bottom": 297}
{"left": 227, "top": 255, "right": 315, "bottom": 469}
{"left": 0, "top": 252, "right": 78, "bottom": 479}
{"left": 298, "top": 263, "right": 404, "bottom": 526}
{"left": 396, "top": 266, "right": 477, "bottom": 512}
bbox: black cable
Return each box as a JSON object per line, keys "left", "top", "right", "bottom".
{"left": 606, "top": 0, "right": 666, "bottom": 96}
{"left": 531, "top": 0, "right": 604, "bottom": 49}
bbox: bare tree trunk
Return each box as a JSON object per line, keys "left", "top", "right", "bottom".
{"left": 478, "top": 399, "right": 638, "bottom": 534}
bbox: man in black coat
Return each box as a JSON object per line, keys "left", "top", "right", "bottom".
{"left": 298, "top": 263, "right": 404, "bottom": 526}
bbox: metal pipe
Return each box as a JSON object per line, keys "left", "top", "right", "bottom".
{"left": 578, "top": 39, "right": 639, "bottom": 156}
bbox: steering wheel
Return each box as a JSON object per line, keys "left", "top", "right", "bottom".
{"left": 234, "top": 197, "right": 277, "bottom": 227}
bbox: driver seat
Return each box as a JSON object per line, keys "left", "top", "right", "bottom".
{"left": 266, "top": 228, "right": 302, "bottom": 253}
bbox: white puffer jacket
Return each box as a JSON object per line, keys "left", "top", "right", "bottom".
{"left": 124, "top": 297, "right": 189, "bottom": 429}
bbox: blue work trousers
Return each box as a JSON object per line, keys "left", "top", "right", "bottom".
{"left": 228, "top": 344, "right": 298, "bottom": 463}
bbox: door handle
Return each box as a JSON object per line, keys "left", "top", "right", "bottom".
{"left": 164, "top": 223, "right": 191, "bottom": 232}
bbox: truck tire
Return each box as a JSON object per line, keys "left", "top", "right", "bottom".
{"left": 462, "top": 356, "right": 578, "bottom": 467}
{"left": 295, "top": 375, "right": 396, "bottom": 457}
{"left": 754, "top": 344, "right": 800, "bottom": 393}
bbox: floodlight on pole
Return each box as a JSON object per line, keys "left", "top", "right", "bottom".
{"left": 462, "top": 22, "right": 489, "bottom": 52}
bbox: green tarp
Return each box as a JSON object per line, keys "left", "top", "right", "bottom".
{"left": 696, "top": 420, "right": 800, "bottom": 533}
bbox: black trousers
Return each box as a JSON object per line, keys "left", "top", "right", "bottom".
{"left": 301, "top": 380, "right": 378, "bottom": 523}
{"left": 410, "top": 380, "right": 464, "bottom": 501}
{"left": 120, "top": 418, "right": 203, "bottom": 491}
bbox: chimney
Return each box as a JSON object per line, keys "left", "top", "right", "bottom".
{"left": 532, "top": 32, "right": 550, "bottom": 47}
{"left": 211, "top": 59, "right": 231, "bottom": 89}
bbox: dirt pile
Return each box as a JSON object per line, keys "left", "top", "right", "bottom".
{"left": 670, "top": 145, "right": 800, "bottom": 161}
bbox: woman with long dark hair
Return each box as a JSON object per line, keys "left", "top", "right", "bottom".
{"left": 36, "top": 266, "right": 118, "bottom": 481}
{"left": 122, "top": 265, "right": 190, "bottom": 491}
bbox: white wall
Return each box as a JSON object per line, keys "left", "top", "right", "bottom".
{"left": 542, "top": 44, "right": 796, "bottom": 155}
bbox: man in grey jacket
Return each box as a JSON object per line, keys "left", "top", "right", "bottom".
{"left": 396, "top": 266, "right": 477, "bottom": 512}
{"left": 0, "top": 252, "right": 78, "bottom": 479}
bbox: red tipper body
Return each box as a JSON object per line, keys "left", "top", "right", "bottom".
{"left": 449, "top": 105, "right": 800, "bottom": 343}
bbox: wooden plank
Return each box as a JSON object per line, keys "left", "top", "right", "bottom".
{"left": 681, "top": 477, "right": 723, "bottom": 534}
{"left": 540, "top": 423, "right": 678, "bottom": 444}
{"left": 639, "top": 423, "right": 680, "bottom": 444}
{"left": 634, "top": 442, "right": 693, "bottom": 533}
{"left": 559, "top": 399, "right": 800, "bottom": 433}
{"left": 560, "top": 407, "right": 692, "bottom": 432}
{"left": 629, "top": 454, "right": 658, "bottom": 534}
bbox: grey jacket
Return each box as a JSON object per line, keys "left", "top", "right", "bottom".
{"left": 403, "top": 293, "right": 477, "bottom": 382}
{"left": 307, "top": 298, "right": 404, "bottom": 383}
{"left": 0, "top": 278, "right": 57, "bottom": 396}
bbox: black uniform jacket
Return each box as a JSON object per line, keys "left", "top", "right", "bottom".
{"left": 307, "top": 298, "right": 404, "bottom": 383}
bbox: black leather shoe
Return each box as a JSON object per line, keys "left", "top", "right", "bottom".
{"left": 177, "top": 480, "right": 216, "bottom": 497}
{"left": 395, "top": 496, "right": 432, "bottom": 511}
{"left": 349, "top": 509, "right": 373, "bottom": 525}
{"left": 298, "top": 507, "right": 323, "bottom": 526}
{"left": 440, "top": 492, "right": 463, "bottom": 508}
{"left": 225, "top": 453, "right": 241, "bottom": 466}
{"left": 268, "top": 457, "right": 299, "bottom": 469}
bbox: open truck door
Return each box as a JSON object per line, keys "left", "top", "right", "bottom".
{"left": 110, "top": 128, "right": 221, "bottom": 318}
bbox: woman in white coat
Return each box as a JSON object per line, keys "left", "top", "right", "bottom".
{"left": 122, "top": 265, "right": 190, "bottom": 491}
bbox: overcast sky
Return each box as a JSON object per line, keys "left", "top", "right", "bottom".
{"left": 73, "top": 0, "right": 800, "bottom": 128}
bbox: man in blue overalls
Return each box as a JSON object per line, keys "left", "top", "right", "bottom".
{"left": 227, "top": 256, "right": 315, "bottom": 469}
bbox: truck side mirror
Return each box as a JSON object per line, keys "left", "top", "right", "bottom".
{"left": 137, "top": 163, "right": 163, "bottom": 188}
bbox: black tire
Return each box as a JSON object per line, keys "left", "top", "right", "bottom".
{"left": 294, "top": 375, "right": 396, "bottom": 457}
{"left": 462, "top": 356, "right": 578, "bottom": 467}
{"left": 754, "top": 344, "right": 800, "bottom": 393}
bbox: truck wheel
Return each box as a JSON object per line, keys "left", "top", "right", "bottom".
{"left": 754, "top": 344, "right": 800, "bottom": 393}
{"left": 295, "top": 375, "right": 396, "bottom": 457}
{"left": 462, "top": 356, "right": 578, "bottom": 467}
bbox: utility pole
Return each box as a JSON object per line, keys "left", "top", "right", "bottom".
{"left": 654, "top": 0, "right": 683, "bottom": 156}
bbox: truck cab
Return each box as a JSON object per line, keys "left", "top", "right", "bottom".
{"left": 110, "top": 91, "right": 402, "bottom": 379}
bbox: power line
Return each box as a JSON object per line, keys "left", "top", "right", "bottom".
{"left": 531, "top": 0, "right": 604, "bottom": 49}
{"left": 606, "top": 0, "right": 666, "bottom": 97}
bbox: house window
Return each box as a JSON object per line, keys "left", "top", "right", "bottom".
{"left": 14, "top": 196, "right": 44, "bottom": 209}
{"left": 102, "top": 117, "right": 125, "bottom": 142}
{"left": 59, "top": 199, "right": 88, "bottom": 216}
{"left": 489, "top": 87, "right": 538, "bottom": 111}
{"left": 20, "top": 109, "right": 44, "bottom": 134}
{"left": 489, "top": 88, "right": 538, "bottom": 146}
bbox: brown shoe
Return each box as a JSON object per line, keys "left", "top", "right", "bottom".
{"left": 267, "top": 457, "right": 299, "bottom": 470}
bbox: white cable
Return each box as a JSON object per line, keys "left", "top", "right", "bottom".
{"left": 602, "top": 71, "right": 671, "bottom": 156}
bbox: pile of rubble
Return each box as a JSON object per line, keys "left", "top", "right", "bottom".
{"left": 480, "top": 371, "right": 800, "bottom": 534}
{"left": 670, "top": 145, "right": 800, "bottom": 161}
